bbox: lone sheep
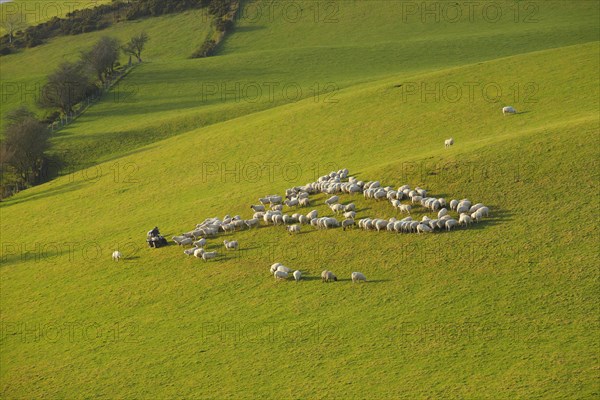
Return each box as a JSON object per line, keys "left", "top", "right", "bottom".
{"left": 223, "top": 240, "right": 239, "bottom": 250}
{"left": 502, "top": 106, "right": 517, "bottom": 115}
{"left": 112, "top": 251, "right": 122, "bottom": 261}
{"left": 293, "top": 270, "right": 302, "bottom": 282}
{"left": 351, "top": 272, "right": 366, "bottom": 283}
{"left": 445, "top": 138, "right": 454, "bottom": 148}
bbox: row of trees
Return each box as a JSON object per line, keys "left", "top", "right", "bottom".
{"left": 0, "top": 0, "right": 231, "bottom": 55}
{"left": 39, "top": 33, "right": 148, "bottom": 115}
{"left": 0, "top": 33, "right": 148, "bottom": 198}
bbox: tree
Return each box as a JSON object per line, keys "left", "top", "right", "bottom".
{"left": 82, "top": 36, "right": 120, "bottom": 83}
{"left": 122, "top": 32, "right": 149, "bottom": 63}
{"left": 0, "top": 113, "right": 50, "bottom": 189}
{"left": 39, "top": 61, "right": 95, "bottom": 115}
{"left": 0, "top": 13, "right": 29, "bottom": 44}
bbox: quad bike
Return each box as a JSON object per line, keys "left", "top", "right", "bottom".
{"left": 146, "top": 227, "right": 168, "bottom": 248}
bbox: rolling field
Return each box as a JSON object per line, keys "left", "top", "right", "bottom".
{"left": 1, "top": 0, "right": 599, "bottom": 398}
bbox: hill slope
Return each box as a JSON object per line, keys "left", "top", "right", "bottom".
{"left": 1, "top": 1, "right": 599, "bottom": 398}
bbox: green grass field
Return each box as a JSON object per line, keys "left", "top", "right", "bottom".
{"left": 1, "top": 1, "right": 599, "bottom": 398}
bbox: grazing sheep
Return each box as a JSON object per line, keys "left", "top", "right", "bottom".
{"left": 274, "top": 270, "right": 289, "bottom": 280}
{"left": 416, "top": 223, "right": 433, "bottom": 234}
{"left": 178, "top": 237, "right": 193, "bottom": 247}
{"left": 271, "top": 204, "right": 284, "bottom": 212}
{"left": 325, "top": 195, "right": 339, "bottom": 205}
{"left": 284, "top": 198, "right": 299, "bottom": 208}
{"left": 298, "top": 215, "right": 310, "bottom": 225}
{"left": 245, "top": 218, "right": 260, "bottom": 229}
{"left": 306, "top": 210, "right": 318, "bottom": 220}
{"left": 293, "top": 270, "right": 302, "bottom": 282}
{"left": 344, "top": 203, "right": 356, "bottom": 212}
{"left": 438, "top": 208, "right": 448, "bottom": 218}
{"left": 321, "top": 270, "right": 337, "bottom": 282}
{"left": 399, "top": 204, "right": 412, "bottom": 214}
{"left": 250, "top": 204, "right": 266, "bottom": 212}
{"left": 343, "top": 211, "right": 356, "bottom": 219}
{"left": 193, "top": 248, "right": 204, "bottom": 258}
{"left": 502, "top": 106, "right": 517, "bottom": 115}
{"left": 192, "top": 238, "right": 207, "bottom": 247}
{"left": 287, "top": 225, "right": 301, "bottom": 235}
{"left": 223, "top": 240, "right": 239, "bottom": 250}
{"left": 459, "top": 213, "right": 472, "bottom": 227}
{"left": 277, "top": 265, "right": 292, "bottom": 274}
{"left": 351, "top": 272, "right": 366, "bottom": 283}
{"left": 269, "top": 195, "right": 283, "bottom": 204}
{"left": 184, "top": 247, "right": 199, "bottom": 256}
{"left": 299, "top": 198, "right": 310, "bottom": 207}
{"left": 112, "top": 251, "right": 122, "bottom": 261}
{"left": 342, "top": 218, "right": 355, "bottom": 231}
{"left": 445, "top": 138, "right": 454, "bottom": 148}
{"left": 270, "top": 263, "right": 282, "bottom": 274}
{"left": 445, "top": 219, "right": 458, "bottom": 231}
{"left": 330, "top": 204, "right": 345, "bottom": 214}
{"left": 449, "top": 199, "right": 459, "bottom": 210}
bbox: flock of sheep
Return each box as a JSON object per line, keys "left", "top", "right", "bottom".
{"left": 143, "top": 166, "right": 491, "bottom": 283}
{"left": 268, "top": 263, "right": 366, "bottom": 283}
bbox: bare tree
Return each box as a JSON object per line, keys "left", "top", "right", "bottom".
{"left": 39, "top": 62, "right": 95, "bottom": 115}
{"left": 1, "top": 13, "right": 29, "bottom": 44}
{"left": 1, "top": 113, "right": 50, "bottom": 189}
{"left": 122, "top": 32, "right": 149, "bottom": 63}
{"left": 82, "top": 36, "right": 121, "bottom": 84}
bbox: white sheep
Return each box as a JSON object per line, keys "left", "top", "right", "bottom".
{"left": 502, "top": 106, "right": 517, "bottom": 115}
{"left": 274, "top": 270, "right": 289, "bottom": 280}
{"left": 270, "top": 263, "right": 282, "bottom": 274}
{"left": 399, "top": 204, "right": 412, "bottom": 214}
{"left": 306, "top": 210, "right": 318, "bottom": 220}
{"left": 438, "top": 208, "right": 448, "bottom": 219}
{"left": 195, "top": 248, "right": 217, "bottom": 261}
{"left": 193, "top": 238, "right": 207, "bottom": 247}
{"left": 445, "top": 219, "right": 458, "bottom": 231}
{"left": 449, "top": 199, "right": 459, "bottom": 210}
{"left": 344, "top": 203, "right": 356, "bottom": 211}
{"left": 184, "top": 247, "right": 199, "bottom": 256}
{"left": 250, "top": 204, "right": 265, "bottom": 212}
{"left": 459, "top": 213, "right": 472, "bottom": 227}
{"left": 223, "top": 240, "right": 239, "bottom": 250}
{"left": 342, "top": 218, "right": 355, "bottom": 231}
{"left": 277, "top": 265, "right": 292, "bottom": 274}
{"left": 343, "top": 211, "right": 356, "bottom": 219}
{"left": 293, "top": 270, "right": 302, "bottom": 282}
{"left": 321, "top": 270, "right": 337, "bottom": 282}
{"left": 417, "top": 223, "right": 432, "bottom": 234}
{"left": 445, "top": 138, "right": 454, "bottom": 148}
{"left": 351, "top": 272, "right": 366, "bottom": 283}
{"left": 286, "top": 225, "right": 301, "bottom": 235}
{"left": 330, "top": 204, "right": 345, "bottom": 214}
{"left": 325, "top": 195, "right": 339, "bottom": 205}
{"left": 112, "top": 250, "right": 122, "bottom": 261}
{"left": 245, "top": 218, "right": 260, "bottom": 229}
{"left": 284, "top": 198, "right": 299, "bottom": 208}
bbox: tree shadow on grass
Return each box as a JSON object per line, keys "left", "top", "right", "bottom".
{"left": 0, "top": 180, "right": 91, "bottom": 209}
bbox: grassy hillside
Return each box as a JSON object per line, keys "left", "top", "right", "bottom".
{"left": 1, "top": 0, "right": 599, "bottom": 398}
{"left": 0, "top": 8, "right": 211, "bottom": 129}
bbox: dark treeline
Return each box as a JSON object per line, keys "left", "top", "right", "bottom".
{"left": 0, "top": 0, "right": 234, "bottom": 56}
